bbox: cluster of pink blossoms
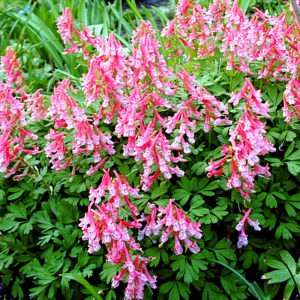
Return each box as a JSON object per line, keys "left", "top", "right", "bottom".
{"left": 283, "top": 77, "right": 300, "bottom": 122}
{"left": 235, "top": 208, "right": 261, "bottom": 248}
{"left": 206, "top": 79, "right": 275, "bottom": 199}
{"left": 56, "top": 11, "right": 238, "bottom": 189}
{"left": 139, "top": 200, "right": 202, "bottom": 254}
{"left": 0, "top": 49, "right": 45, "bottom": 177}
{"left": 45, "top": 78, "right": 114, "bottom": 173}
{"left": 79, "top": 171, "right": 202, "bottom": 299}
{"left": 163, "top": 0, "right": 300, "bottom": 122}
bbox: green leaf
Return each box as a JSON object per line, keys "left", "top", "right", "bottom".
{"left": 11, "top": 277, "right": 24, "bottom": 299}
{"left": 20, "top": 223, "right": 33, "bottom": 234}
{"left": 7, "top": 202, "right": 27, "bottom": 219}
{"left": 266, "top": 194, "right": 277, "bottom": 208}
{"left": 287, "top": 150, "right": 300, "bottom": 161}
{"left": 240, "top": 251, "right": 258, "bottom": 269}
{"left": 275, "top": 224, "right": 293, "bottom": 240}
{"left": 169, "top": 284, "right": 180, "bottom": 300}
{"left": 144, "top": 247, "right": 161, "bottom": 267}
{"left": 280, "top": 250, "right": 296, "bottom": 274}
{"left": 60, "top": 273, "right": 102, "bottom": 300}
{"left": 8, "top": 190, "right": 24, "bottom": 200}
{"left": 177, "top": 281, "right": 191, "bottom": 299}
{"left": 211, "top": 206, "right": 228, "bottom": 220}
{"left": 286, "top": 162, "right": 300, "bottom": 176}
{"left": 0, "top": 220, "right": 19, "bottom": 232}
{"left": 183, "top": 264, "right": 198, "bottom": 283}
{"left": 100, "top": 263, "right": 121, "bottom": 284}
{"left": 151, "top": 186, "right": 168, "bottom": 200}
{"left": 190, "top": 253, "right": 208, "bottom": 271}
{"left": 202, "top": 181, "right": 219, "bottom": 191}
{"left": 29, "top": 285, "right": 48, "bottom": 297}
{"left": 172, "top": 189, "right": 191, "bottom": 205}
{"left": 265, "top": 259, "right": 287, "bottom": 270}
{"left": 284, "top": 142, "right": 295, "bottom": 160}
{"left": 272, "top": 192, "right": 286, "bottom": 200}
{"left": 285, "top": 203, "right": 296, "bottom": 217}
{"left": 283, "top": 278, "right": 295, "bottom": 300}
{"left": 161, "top": 249, "right": 169, "bottom": 265}
{"left": 159, "top": 281, "right": 174, "bottom": 294}
{"left": 262, "top": 269, "right": 291, "bottom": 284}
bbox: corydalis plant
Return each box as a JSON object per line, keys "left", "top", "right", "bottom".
{"left": 79, "top": 170, "right": 202, "bottom": 299}
{"left": 1, "top": 1, "right": 299, "bottom": 299}
{"left": 164, "top": 0, "right": 300, "bottom": 121}
{"left": 0, "top": 49, "right": 46, "bottom": 177}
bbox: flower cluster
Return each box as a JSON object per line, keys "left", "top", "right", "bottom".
{"left": 0, "top": 47, "right": 24, "bottom": 86}
{"left": 45, "top": 78, "right": 114, "bottom": 173}
{"left": 1, "top": 1, "right": 299, "bottom": 298}
{"left": 79, "top": 171, "right": 202, "bottom": 299}
{"left": 283, "top": 77, "right": 300, "bottom": 122}
{"left": 56, "top": 10, "right": 238, "bottom": 187}
{"left": 0, "top": 49, "right": 43, "bottom": 177}
{"left": 206, "top": 79, "right": 275, "bottom": 199}
{"left": 139, "top": 200, "right": 202, "bottom": 255}
{"left": 164, "top": 0, "right": 300, "bottom": 121}
{"left": 235, "top": 208, "right": 261, "bottom": 248}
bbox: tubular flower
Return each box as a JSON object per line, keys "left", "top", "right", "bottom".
{"left": 79, "top": 171, "right": 158, "bottom": 299}
{"left": 235, "top": 208, "right": 261, "bottom": 248}
{"left": 139, "top": 199, "right": 202, "bottom": 254}
{"left": 207, "top": 79, "right": 275, "bottom": 200}
{"left": 46, "top": 78, "right": 114, "bottom": 173}
{"left": 0, "top": 47, "right": 24, "bottom": 86}
{"left": 0, "top": 50, "right": 42, "bottom": 176}
{"left": 282, "top": 77, "right": 300, "bottom": 122}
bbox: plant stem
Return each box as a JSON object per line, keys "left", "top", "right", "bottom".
{"left": 0, "top": 235, "right": 37, "bottom": 257}
{"left": 18, "top": 156, "right": 51, "bottom": 193}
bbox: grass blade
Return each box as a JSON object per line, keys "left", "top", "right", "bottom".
{"left": 46, "top": 0, "right": 59, "bottom": 19}
{"left": 209, "top": 259, "right": 263, "bottom": 300}
{"left": 78, "top": 0, "right": 88, "bottom": 26}
{"left": 151, "top": 6, "right": 169, "bottom": 27}
{"left": 126, "top": 0, "right": 143, "bottom": 21}
{"left": 109, "top": 3, "right": 133, "bottom": 35}
{"left": 141, "top": 6, "right": 166, "bottom": 57}
{"left": 239, "top": 0, "right": 251, "bottom": 14}
{"left": 4, "top": 10, "right": 72, "bottom": 71}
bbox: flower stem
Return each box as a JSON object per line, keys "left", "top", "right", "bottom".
{"left": 18, "top": 156, "right": 51, "bottom": 193}
{"left": 0, "top": 235, "right": 38, "bottom": 257}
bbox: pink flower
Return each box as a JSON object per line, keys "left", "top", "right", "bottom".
{"left": 57, "top": 7, "right": 79, "bottom": 54}
{"left": 235, "top": 208, "right": 261, "bottom": 248}
{"left": 139, "top": 199, "right": 202, "bottom": 255}
{"left": 0, "top": 47, "right": 24, "bottom": 85}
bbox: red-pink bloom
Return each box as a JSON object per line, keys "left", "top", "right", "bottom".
{"left": 57, "top": 7, "right": 79, "bottom": 54}
{"left": 235, "top": 208, "right": 261, "bottom": 248}
{"left": 0, "top": 47, "right": 24, "bottom": 85}
{"left": 207, "top": 100, "right": 275, "bottom": 199}
{"left": 229, "top": 78, "right": 270, "bottom": 118}
{"left": 282, "top": 77, "right": 300, "bottom": 122}
{"left": 139, "top": 199, "right": 202, "bottom": 254}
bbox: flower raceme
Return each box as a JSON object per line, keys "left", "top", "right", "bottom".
{"left": 80, "top": 171, "right": 202, "bottom": 298}
{"left": 0, "top": 50, "right": 44, "bottom": 177}
{"left": 0, "top": 47, "right": 24, "bottom": 86}
{"left": 235, "top": 208, "right": 261, "bottom": 248}
{"left": 139, "top": 200, "right": 202, "bottom": 255}
{"left": 206, "top": 79, "right": 275, "bottom": 199}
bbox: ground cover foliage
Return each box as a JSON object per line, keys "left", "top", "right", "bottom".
{"left": 0, "top": 0, "right": 299, "bottom": 299}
